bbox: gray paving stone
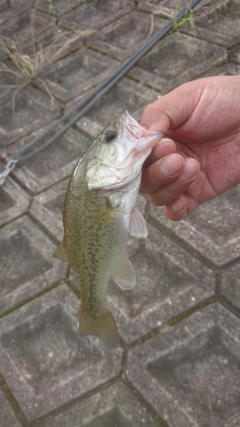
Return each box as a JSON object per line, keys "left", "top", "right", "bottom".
{"left": 74, "top": 78, "right": 160, "bottom": 139}
{"left": 221, "top": 263, "right": 240, "bottom": 315}
{"left": 0, "top": 284, "right": 123, "bottom": 421}
{"left": 0, "top": 60, "right": 20, "bottom": 103}
{"left": 0, "top": 216, "right": 65, "bottom": 315}
{"left": 0, "top": 28, "right": 76, "bottom": 101}
{"left": 12, "top": 127, "right": 90, "bottom": 194}
{"left": 35, "top": 0, "right": 82, "bottom": 16}
{"left": 19, "top": 25, "right": 84, "bottom": 67}
{"left": 204, "top": 62, "right": 240, "bottom": 77}
{"left": 138, "top": 0, "right": 179, "bottom": 14}
{"left": 0, "top": 0, "right": 33, "bottom": 26}
{"left": 0, "top": 85, "right": 60, "bottom": 148}
{"left": 0, "top": 8, "right": 56, "bottom": 48}
{"left": 36, "top": 380, "right": 159, "bottom": 427}
{"left": 69, "top": 219, "right": 215, "bottom": 344}
{"left": 137, "top": 0, "right": 211, "bottom": 16}
{"left": 59, "top": 0, "right": 133, "bottom": 31}
{"left": 30, "top": 178, "right": 68, "bottom": 242}
{"left": 230, "top": 43, "right": 240, "bottom": 64}
{"left": 41, "top": 48, "right": 120, "bottom": 103}
{"left": 0, "top": 177, "right": 30, "bottom": 226}
{"left": 0, "top": 388, "right": 22, "bottom": 427}
{"left": 127, "top": 303, "right": 240, "bottom": 427}
{"left": 192, "top": 0, "right": 240, "bottom": 47}
{"left": 149, "top": 185, "right": 240, "bottom": 266}
{"left": 129, "top": 32, "right": 227, "bottom": 93}
{"left": 87, "top": 11, "right": 167, "bottom": 62}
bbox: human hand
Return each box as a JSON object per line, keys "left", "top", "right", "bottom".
{"left": 140, "top": 76, "right": 240, "bottom": 220}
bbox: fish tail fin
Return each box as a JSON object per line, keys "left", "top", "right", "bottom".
{"left": 79, "top": 307, "right": 119, "bottom": 349}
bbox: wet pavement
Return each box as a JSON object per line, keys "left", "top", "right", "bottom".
{"left": 1, "top": 1, "right": 240, "bottom": 426}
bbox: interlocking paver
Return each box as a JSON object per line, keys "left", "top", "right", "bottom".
{"left": 0, "top": 177, "right": 30, "bottom": 226}
{"left": 130, "top": 32, "right": 227, "bottom": 93}
{"left": 0, "top": 216, "right": 65, "bottom": 315}
{"left": 0, "top": 8, "right": 56, "bottom": 48}
{"left": 204, "top": 62, "right": 240, "bottom": 77}
{"left": 87, "top": 12, "right": 167, "bottom": 62}
{"left": 193, "top": 0, "right": 240, "bottom": 46}
{"left": 12, "top": 127, "right": 90, "bottom": 193}
{"left": 0, "top": 0, "right": 33, "bottom": 26}
{"left": 59, "top": 0, "right": 133, "bottom": 32}
{"left": 137, "top": 0, "right": 211, "bottom": 15}
{"left": 149, "top": 184, "right": 240, "bottom": 266}
{"left": 0, "top": 85, "right": 60, "bottom": 148}
{"left": 0, "top": 388, "right": 22, "bottom": 427}
{"left": 20, "top": 25, "right": 84, "bottom": 64}
{"left": 0, "top": 284, "right": 123, "bottom": 421}
{"left": 36, "top": 380, "right": 159, "bottom": 427}
{"left": 127, "top": 304, "right": 240, "bottom": 427}
{"left": 30, "top": 178, "right": 68, "bottom": 242}
{"left": 221, "top": 263, "right": 240, "bottom": 315}
{"left": 230, "top": 43, "right": 240, "bottom": 64}
{"left": 138, "top": 0, "right": 179, "bottom": 14}
{"left": 35, "top": 0, "right": 82, "bottom": 16}
{"left": 40, "top": 48, "right": 120, "bottom": 103}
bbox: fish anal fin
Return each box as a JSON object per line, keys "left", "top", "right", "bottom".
{"left": 80, "top": 307, "right": 119, "bottom": 349}
{"left": 112, "top": 254, "right": 136, "bottom": 290}
{"left": 53, "top": 241, "right": 69, "bottom": 263}
{"left": 130, "top": 207, "right": 148, "bottom": 238}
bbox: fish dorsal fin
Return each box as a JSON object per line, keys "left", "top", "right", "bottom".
{"left": 129, "top": 207, "right": 148, "bottom": 238}
{"left": 53, "top": 241, "right": 69, "bottom": 263}
{"left": 112, "top": 254, "right": 136, "bottom": 289}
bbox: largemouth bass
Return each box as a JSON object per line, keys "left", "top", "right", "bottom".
{"left": 54, "top": 111, "right": 162, "bottom": 348}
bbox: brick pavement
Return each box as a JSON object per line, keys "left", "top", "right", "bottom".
{"left": 0, "top": 1, "right": 240, "bottom": 426}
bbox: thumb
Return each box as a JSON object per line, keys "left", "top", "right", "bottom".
{"left": 140, "top": 79, "right": 205, "bottom": 133}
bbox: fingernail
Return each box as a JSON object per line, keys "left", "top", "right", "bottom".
{"left": 171, "top": 197, "right": 185, "bottom": 212}
{"left": 160, "top": 155, "right": 183, "bottom": 177}
{"left": 154, "top": 139, "right": 175, "bottom": 158}
{"left": 180, "top": 158, "right": 199, "bottom": 181}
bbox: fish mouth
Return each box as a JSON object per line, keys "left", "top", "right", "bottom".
{"left": 120, "top": 110, "right": 162, "bottom": 140}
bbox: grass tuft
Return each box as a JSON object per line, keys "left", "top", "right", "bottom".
{"left": 173, "top": 0, "right": 195, "bottom": 31}
{"left": 0, "top": 9, "right": 94, "bottom": 105}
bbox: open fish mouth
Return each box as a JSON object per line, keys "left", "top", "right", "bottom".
{"left": 120, "top": 111, "right": 162, "bottom": 140}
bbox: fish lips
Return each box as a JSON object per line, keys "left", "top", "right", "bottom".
{"left": 120, "top": 110, "right": 162, "bottom": 140}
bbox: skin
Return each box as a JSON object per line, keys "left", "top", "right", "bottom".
{"left": 140, "top": 76, "right": 240, "bottom": 220}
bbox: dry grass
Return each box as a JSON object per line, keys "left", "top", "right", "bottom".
{"left": 0, "top": 9, "right": 94, "bottom": 106}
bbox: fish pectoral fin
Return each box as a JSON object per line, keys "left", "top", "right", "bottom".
{"left": 53, "top": 241, "right": 69, "bottom": 263}
{"left": 129, "top": 207, "right": 148, "bottom": 238}
{"left": 112, "top": 254, "right": 136, "bottom": 290}
{"left": 80, "top": 307, "right": 119, "bottom": 349}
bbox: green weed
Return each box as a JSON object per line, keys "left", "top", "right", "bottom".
{"left": 45, "top": 0, "right": 55, "bottom": 14}
{"left": 173, "top": 1, "right": 195, "bottom": 31}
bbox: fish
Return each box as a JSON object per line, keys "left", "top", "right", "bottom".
{"left": 54, "top": 111, "right": 163, "bottom": 348}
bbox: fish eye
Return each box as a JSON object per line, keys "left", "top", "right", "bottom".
{"left": 104, "top": 129, "right": 117, "bottom": 143}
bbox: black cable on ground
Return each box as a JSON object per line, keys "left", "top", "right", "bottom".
{"left": 0, "top": 0, "right": 202, "bottom": 185}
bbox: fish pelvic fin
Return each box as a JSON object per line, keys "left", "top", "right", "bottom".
{"left": 79, "top": 307, "right": 119, "bottom": 349}
{"left": 112, "top": 253, "right": 136, "bottom": 290}
{"left": 53, "top": 241, "right": 69, "bottom": 263}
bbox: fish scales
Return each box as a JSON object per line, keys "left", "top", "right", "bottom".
{"left": 65, "top": 161, "right": 121, "bottom": 310}
{"left": 54, "top": 111, "right": 163, "bottom": 348}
